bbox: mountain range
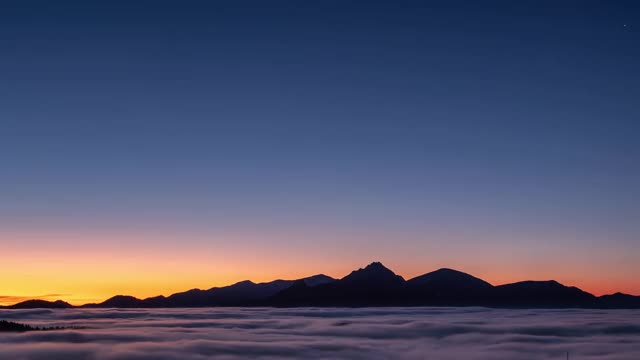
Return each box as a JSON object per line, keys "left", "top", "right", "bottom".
{"left": 2, "top": 262, "right": 638, "bottom": 309}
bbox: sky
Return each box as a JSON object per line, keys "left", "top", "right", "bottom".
{"left": 1, "top": 0, "right": 639, "bottom": 305}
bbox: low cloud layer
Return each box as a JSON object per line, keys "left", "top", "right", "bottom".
{"left": 1, "top": 307, "right": 639, "bottom": 359}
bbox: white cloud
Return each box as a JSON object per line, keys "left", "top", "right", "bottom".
{"left": 1, "top": 307, "right": 639, "bottom": 359}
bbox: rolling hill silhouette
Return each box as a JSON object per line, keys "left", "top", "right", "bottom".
{"left": 491, "top": 280, "right": 596, "bottom": 307}
{"left": 2, "top": 300, "right": 72, "bottom": 309}
{"left": 83, "top": 274, "right": 335, "bottom": 308}
{"left": 597, "top": 292, "right": 640, "bottom": 308}
{"left": 404, "top": 268, "right": 494, "bottom": 306}
{"left": 4, "top": 262, "right": 639, "bottom": 309}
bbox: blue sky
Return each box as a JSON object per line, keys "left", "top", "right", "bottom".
{"left": 1, "top": 1, "right": 639, "bottom": 299}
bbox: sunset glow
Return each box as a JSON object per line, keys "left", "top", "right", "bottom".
{"left": 1, "top": 1, "right": 639, "bottom": 310}
{"left": 2, "top": 226, "right": 638, "bottom": 306}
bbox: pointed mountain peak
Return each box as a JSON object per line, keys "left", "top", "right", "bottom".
{"left": 341, "top": 262, "right": 405, "bottom": 285}
{"left": 346, "top": 261, "right": 395, "bottom": 275}
{"left": 365, "top": 261, "right": 388, "bottom": 270}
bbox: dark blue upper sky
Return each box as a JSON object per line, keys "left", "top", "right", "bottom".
{"left": 1, "top": 1, "right": 639, "bottom": 292}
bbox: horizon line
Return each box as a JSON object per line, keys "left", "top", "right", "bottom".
{"left": 2, "top": 261, "right": 637, "bottom": 307}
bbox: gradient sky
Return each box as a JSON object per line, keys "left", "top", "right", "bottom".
{"left": 1, "top": 0, "right": 639, "bottom": 305}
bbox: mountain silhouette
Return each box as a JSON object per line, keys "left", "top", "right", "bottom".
{"left": 593, "top": 292, "right": 640, "bottom": 309}
{"left": 491, "top": 280, "right": 596, "bottom": 307}
{"left": 162, "top": 279, "right": 293, "bottom": 307}
{"left": 88, "top": 295, "right": 148, "bottom": 308}
{"left": 6, "top": 262, "right": 640, "bottom": 309}
{"left": 270, "top": 262, "right": 407, "bottom": 306}
{"left": 405, "top": 268, "right": 494, "bottom": 305}
{"left": 83, "top": 274, "right": 335, "bottom": 308}
{"left": 341, "top": 262, "right": 405, "bottom": 286}
{"left": 5, "top": 300, "right": 72, "bottom": 309}
{"left": 302, "top": 274, "right": 336, "bottom": 287}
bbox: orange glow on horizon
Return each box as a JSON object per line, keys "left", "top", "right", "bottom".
{"left": 2, "top": 229, "right": 638, "bottom": 306}
{"left": 2, "top": 259, "right": 638, "bottom": 306}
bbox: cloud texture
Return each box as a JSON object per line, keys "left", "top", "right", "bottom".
{"left": 1, "top": 307, "right": 639, "bottom": 359}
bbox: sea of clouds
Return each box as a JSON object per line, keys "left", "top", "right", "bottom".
{"left": 1, "top": 307, "right": 639, "bottom": 359}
